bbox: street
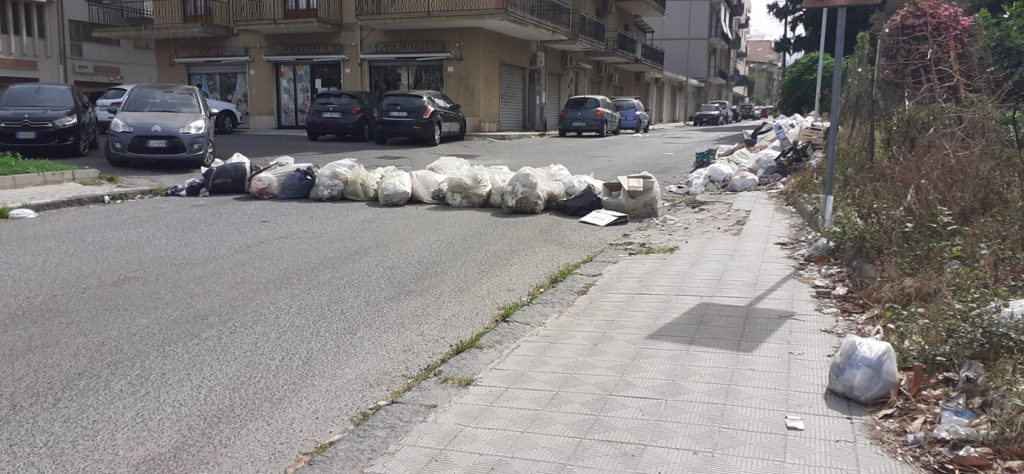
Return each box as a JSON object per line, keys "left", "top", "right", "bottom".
{"left": 1, "top": 124, "right": 747, "bottom": 473}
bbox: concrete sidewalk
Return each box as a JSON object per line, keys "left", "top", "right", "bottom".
{"left": 0, "top": 182, "right": 151, "bottom": 209}
{"left": 361, "top": 193, "right": 912, "bottom": 473}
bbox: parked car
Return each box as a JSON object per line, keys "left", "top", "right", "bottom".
{"left": 305, "top": 90, "right": 376, "bottom": 142}
{"left": 739, "top": 103, "right": 756, "bottom": 120}
{"left": 558, "top": 95, "right": 621, "bottom": 137}
{"left": 373, "top": 90, "right": 466, "bottom": 146}
{"left": 709, "top": 100, "right": 736, "bottom": 123}
{"left": 612, "top": 97, "right": 650, "bottom": 134}
{"left": 0, "top": 83, "right": 99, "bottom": 157}
{"left": 105, "top": 84, "right": 215, "bottom": 168}
{"left": 95, "top": 85, "right": 131, "bottom": 133}
{"left": 100, "top": 84, "right": 243, "bottom": 134}
{"left": 693, "top": 103, "right": 729, "bottom": 126}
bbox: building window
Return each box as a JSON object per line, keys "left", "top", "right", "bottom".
{"left": 69, "top": 20, "right": 121, "bottom": 48}
{"left": 0, "top": 1, "right": 46, "bottom": 37}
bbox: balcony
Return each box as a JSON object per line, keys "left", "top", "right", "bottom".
{"left": 618, "top": 41, "right": 664, "bottom": 72}
{"left": 89, "top": 0, "right": 231, "bottom": 39}
{"left": 355, "top": 0, "right": 571, "bottom": 42}
{"left": 548, "top": 10, "right": 605, "bottom": 51}
{"left": 710, "top": 26, "right": 730, "bottom": 50}
{"left": 233, "top": 0, "right": 342, "bottom": 34}
{"left": 706, "top": 68, "right": 729, "bottom": 84}
{"left": 587, "top": 29, "right": 636, "bottom": 63}
{"left": 616, "top": 0, "right": 666, "bottom": 17}
{"left": 739, "top": 17, "right": 750, "bottom": 29}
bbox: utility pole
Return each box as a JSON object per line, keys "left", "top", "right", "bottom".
{"left": 813, "top": 8, "right": 828, "bottom": 117}
{"left": 821, "top": 6, "right": 847, "bottom": 229}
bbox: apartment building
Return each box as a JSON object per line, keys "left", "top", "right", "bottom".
{"left": 0, "top": 0, "right": 155, "bottom": 93}
{"left": 746, "top": 38, "right": 779, "bottom": 106}
{"left": 89, "top": 0, "right": 669, "bottom": 132}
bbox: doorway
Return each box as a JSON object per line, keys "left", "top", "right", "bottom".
{"left": 276, "top": 62, "right": 341, "bottom": 128}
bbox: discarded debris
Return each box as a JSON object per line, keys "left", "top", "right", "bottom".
{"left": 785, "top": 415, "right": 805, "bottom": 431}
{"left": 579, "top": 209, "right": 628, "bottom": 227}
{"left": 805, "top": 238, "right": 833, "bottom": 261}
{"left": 8, "top": 208, "right": 37, "bottom": 219}
{"left": 827, "top": 331, "right": 900, "bottom": 404}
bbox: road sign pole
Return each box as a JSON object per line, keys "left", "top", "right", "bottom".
{"left": 813, "top": 8, "right": 828, "bottom": 117}
{"left": 821, "top": 6, "right": 846, "bottom": 229}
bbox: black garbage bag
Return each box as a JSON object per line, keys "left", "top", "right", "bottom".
{"left": 203, "top": 162, "right": 250, "bottom": 194}
{"left": 184, "top": 178, "right": 205, "bottom": 197}
{"left": 279, "top": 166, "right": 316, "bottom": 199}
{"left": 554, "top": 184, "right": 602, "bottom": 217}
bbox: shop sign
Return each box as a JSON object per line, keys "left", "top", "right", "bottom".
{"left": 366, "top": 41, "right": 446, "bottom": 55}
{"left": 176, "top": 46, "right": 247, "bottom": 58}
{"left": 266, "top": 43, "right": 344, "bottom": 57}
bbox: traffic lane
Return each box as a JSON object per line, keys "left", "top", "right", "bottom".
{"left": 0, "top": 195, "right": 623, "bottom": 472}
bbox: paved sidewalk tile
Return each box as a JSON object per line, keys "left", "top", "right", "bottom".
{"left": 0, "top": 182, "right": 149, "bottom": 207}
{"left": 365, "top": 192, "right": 914, "bottom": 473}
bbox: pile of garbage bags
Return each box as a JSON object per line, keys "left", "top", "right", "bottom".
{"left": 165, "top": 154, "right": 662, "bottom": 220}
{"left": 674, "top": 114, "right": 828, "bottom": 196}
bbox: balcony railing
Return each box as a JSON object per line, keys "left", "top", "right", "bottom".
{"left": 356, "top": 0, "right": 571, "bottom": 33}
{"left": 234, "top": 0, "right": 342, "bottom": 24}
{"left": 717, "top": 69, "right": 729, "bottom": 82}
{"left": 88, "top": 0, "right": 230, "bottom": 28}
{"left": 571, "top": 10, "right": 605, "bottom": 46}
{"left": 739, "top": 17, "right": 749, "bottom": 29}
{"left": 613, "top": 29, "right": 637, "bottom": 58}
{"left": 640, "top": 42, "right": 664, "bottom": 67}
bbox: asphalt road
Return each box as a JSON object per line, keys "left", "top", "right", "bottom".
{"left": 1, "top": 122, "right": 750, "bottom": 473}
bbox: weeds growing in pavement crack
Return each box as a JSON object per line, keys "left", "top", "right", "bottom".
{"left": 628, "top": 245, "right": 678, "bottom": 255}
{"left": 437, "top": 375, "right": 476, "bottom": 387}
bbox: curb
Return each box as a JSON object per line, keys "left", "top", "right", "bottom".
{"left": 0, "top": 169, "right": 101, "bottom": 190}
{"left": 16, "top": 187, "right": 155, "bottom": 213}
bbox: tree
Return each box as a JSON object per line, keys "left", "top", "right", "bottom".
{"left": 978, "top": 0, "right": 1024, "bottom": 149}
{"left": 778, "top": 52, "right": 834, "bottom": 115}
{"left": 767, "top": 0, "right": 879, "bottom": 58}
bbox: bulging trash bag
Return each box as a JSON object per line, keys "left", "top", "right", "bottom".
{"left": 555, "top": 185, "right": 602, "bottom": 217}
{"left": 310, "top": 158, "right": 358, "bottom": 201}
{"left": 726, "top": 171, "right": 758, "bottom": 192}
{"left": 707, "top": 162, "right": 736, "bottom": 185}
{"left": 204, "top": 162, "right": 250, "bottom": 195}
{"left": 343, "top": 164, "right": 380, "bottom": 201}
{"left": 537, "top": 164, "right": 573, "bottom": 204}
{"left": 502, "top": 167, "right": 548, "bottom": 214}
{"left": 426, "top": 156, "right": 470, "bottom": 175}
{"left": 685, "top": 168, "right": 710, "bottom": 195}
{"left": 600, "top": 173, "right": 661, "bottom": 218}
{"left": 486, "top": 169, "right": 516, "bottom": 208}
{"left": 279, "top": 166, "right": 317, "bottom": 199}
{"left": 444, "top": 167, "right": 491, "bottom": 207}
{"left": 828, "top": 333, "right": 899, "bottom": 404}
{"left": 250, "top": 163, "right": 312, "bottom": 199}
{"left": 185, "top": 177, "right": 206, "bottom": 197}
{"left": 410, "top": 170, "right": 445, "bottom": 204}
{"left": 378, "top": 169, "right": 412, "bottom": 206}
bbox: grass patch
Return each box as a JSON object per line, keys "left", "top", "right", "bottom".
{"left": 418, "top": 403, "right": 439, "bottom": 409}
{"left": 0, "top": 152, "right": 78, "bottom": 176}
{"left": 0, "top": 206, "right": 9, "bottom": 219}
{"left": 437, "top": 375, "right": 476, "bottom": 388}
{"left": 99, "top": 173, "right": 119, "bottom": 183}
{"left": 576, "top": 282, "right": 596, "bottom": 296}
{"left": 150, "top": 186, "right": 166, "bottom": 196}
{"left": 684, "top": 196, "right": 703, "bottom": 209}
{"left": 629, "top": 245, "right": 678, "bottom": 255}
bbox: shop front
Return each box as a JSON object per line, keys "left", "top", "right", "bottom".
{"left": 175, "top": 46, "right": 251, "bottom": 129}
{"left": 360, "top": 41, "right": 451, "bottom": 97}
{"left": 264, "top": 43, "right": 346, "bottom": 128}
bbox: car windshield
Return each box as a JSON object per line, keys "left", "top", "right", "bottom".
{"left": 121, "top": 88, "right": 200, "bottom": 113}
{"left": 613, "top": 100, "right": 636, "bottom": 110}
{"left": 0, "top": 85, "right": 74, "bottom": 108}
{"left": 565, "top": 97, "right": 600, "bottom": 109}
{"left": 382, "top": 95, "right": 424, "bottom": 109}
{"left": 315, "top": 93, "right": 358, "bottom": 106}
{"left": 100, "top": 88, "right": 128, "bottom": 101}
{"left": 700, "top": 105, "right": 719, "bottom": 112}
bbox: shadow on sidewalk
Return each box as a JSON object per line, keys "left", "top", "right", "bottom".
{"left": 647, "top": 271, "right": 798, "bottom": 353}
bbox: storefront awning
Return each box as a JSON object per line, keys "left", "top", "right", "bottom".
{"left": 359, "top": 53, "right": 453, "bottom": 61}
{"left": 174, "top": 56, "right": 251, "bottom": 64}
{"left": 263, "top": 54, "right": 348, "bottom": 63}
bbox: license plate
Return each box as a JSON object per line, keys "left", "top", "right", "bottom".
{"left": 322, "top": 112, "right": 342, "bottom": 118}
{"left": 146, "top": 140, "right": 168, "bottom": 148}
{"left": 389, "top": 111, "right": 408, "bottom": 117}
{"left": 15, "top": 131, "right": 36, "bottom": 140}
{"left": 572, "top": 122, "right": 586, "bottom": 127}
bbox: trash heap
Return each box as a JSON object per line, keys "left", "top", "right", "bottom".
{"left": 165, "top": 154, "right": 662, "bottom": 225}
{"left": 671, "top": 114, "right": 828, "bottom": 196}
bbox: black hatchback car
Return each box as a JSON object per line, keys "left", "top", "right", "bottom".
{"left": 305, "top": 90, "right": 376, "bottom": 142}
{"left": 0, "top": 83, "right": 99, "bottom": 157}
{"left": 373, "top": 90, "right": 466, "bottom": 146}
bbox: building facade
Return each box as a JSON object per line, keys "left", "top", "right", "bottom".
{"left": 90, "top": 0, "right": 673, "bottom": 132}
{"left": 745, "top": 38, "right": 779, "bottom": 107}
{"left": 0, "top": 0, "right": 156, "bottom": 93}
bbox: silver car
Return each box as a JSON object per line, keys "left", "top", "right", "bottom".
{"left": 105, "top": 84, "right": 215, "bottom": 168}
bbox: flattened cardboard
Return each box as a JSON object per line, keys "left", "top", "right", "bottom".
{"left": 580, "top": 209, "right": 629, "bottom": 227}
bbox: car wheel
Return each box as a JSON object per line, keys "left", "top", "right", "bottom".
{"left": 197, "top": 143, "right": 215, "bottom": 168}
{"left": 359, "top": 122, "right": 372, "bottom": 142}
{"left": 375, "top": 135, "right": 388, "bottom": 145}
{"left": 307, "top": 131, "right": 319, "bottom": 142}
{"left": 216, "top": 112, "right": 236, "bottom": 134}
{"left": 644, "top": 123, "right": 650, "bottom": 133}
{"left": 457, "top": 120, "right": 467, "bottom": 141}
{"left": 89, "top": 128, "right": 100, "bottom": 150}
{"left": 612, "top": 124, "right": 621, "bottom": 135}
{"left": 71, "top": 131, "right": 89, "bottom": 157}
{"left": 429, "top": 121, "right": 441, "bottom": 146}
{"left": 598, "top": 121, "right": 607, "bottom": 138}
{"left": 635, "top": 124, "right": 642, "bottom": 134}
{"left": 558, "top": 129, "right": 567, "bottom": 137}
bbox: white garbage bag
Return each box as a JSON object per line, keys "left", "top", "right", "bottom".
{"left": 502, "top": 167, "right": 550, "bottom": 214}
{"left": 344, "top": 164, "right": 380, "bottom": 201}
{"left": 410, "top": 170, "right": 445, "bottom": 204}
{"left": 686, "top": 168, "right": 710, "bottom": 195}
{"left": 444, "top": 167, "right": 491, "bottom": 207}
{"left": 750, "top": 150, "right": 780, "bottom": 173}
{"left": 249, "top": 163, "right": 313, "bottom": 199}
{"left": 827, "top": 334, "right": 899, "bottom": 404}
{"left": 9, "top": 208, "right": 37, "bottom": 219}
{"left": 426, "top": 156, "right": 470, "bottom": 175}
{"left": 486, "top": 169, "right": 516, "bottom": 208}
{"left": 706, "top": 162, "right": 737, "bottom": 185}
{"left": 726, "top": 171, "right": 759, "bottom": 192}
{"left": 378, "top": 169, "right": 412, "bottom": 206}
{"left": 310, "top": 158, "right": 358, "bottom": 201}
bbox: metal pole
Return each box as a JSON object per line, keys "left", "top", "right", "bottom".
{"left": 868, "top": 33, "right": 881, "bottom": 161}
{"left": 821, "top": 6, "right": 846, "bottom": 229}
{"left": 813, "top": 8, "right": 828, "bottom": 117}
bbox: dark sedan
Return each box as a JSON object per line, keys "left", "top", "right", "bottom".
{"left": 105, "top": 84, "right": 215, "bottom": 168}
{"left": 305, "top": 90, "right": 376, "bottom": 142}
{"left": 0, "top": 83, "right": 99, "bottom": 157}
{"left": 373, "top": 90, "right": 466, "bottom": 146}
{"left": 558, "top": 95, "right": 621, "bottom": 137}
{"left": 694, "top": 104, "right": 729, "bottom": 126}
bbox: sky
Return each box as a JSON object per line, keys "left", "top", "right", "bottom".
{"left": 748, "top": 0, "right": 786, "bottom": 39}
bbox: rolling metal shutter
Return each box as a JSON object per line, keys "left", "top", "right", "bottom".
{"left": 544, "top": 73, "right": 561, "bottom": 131}
{"left": 499, "top": 64, "right": 525, "bottom": 131}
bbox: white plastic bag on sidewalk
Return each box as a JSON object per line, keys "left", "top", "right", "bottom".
{"left": 410, "top": 170, "right": 445, "bottom": 204}
{"left": 726, "top": 171, "right": 758, "bottom": 192}
{"left": 444, "top": 167, "right": 491, "bottom": 207}
{"left": 310, "top": 158, "right": 358, "bottom": 201}
{"left": 426, "top": 156, "right": 470, "bottom": 175}
{"left": 828, "top": 332, "right": 899, "bottom": 404}
{"left": 344, "top": 164, "right": 380, "bottom": 201}
{"left": 707, "top": 162, "right": 736, "bottom": 185}
{"left": 378, "top": 169, "right": 412, "bottom": 206}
